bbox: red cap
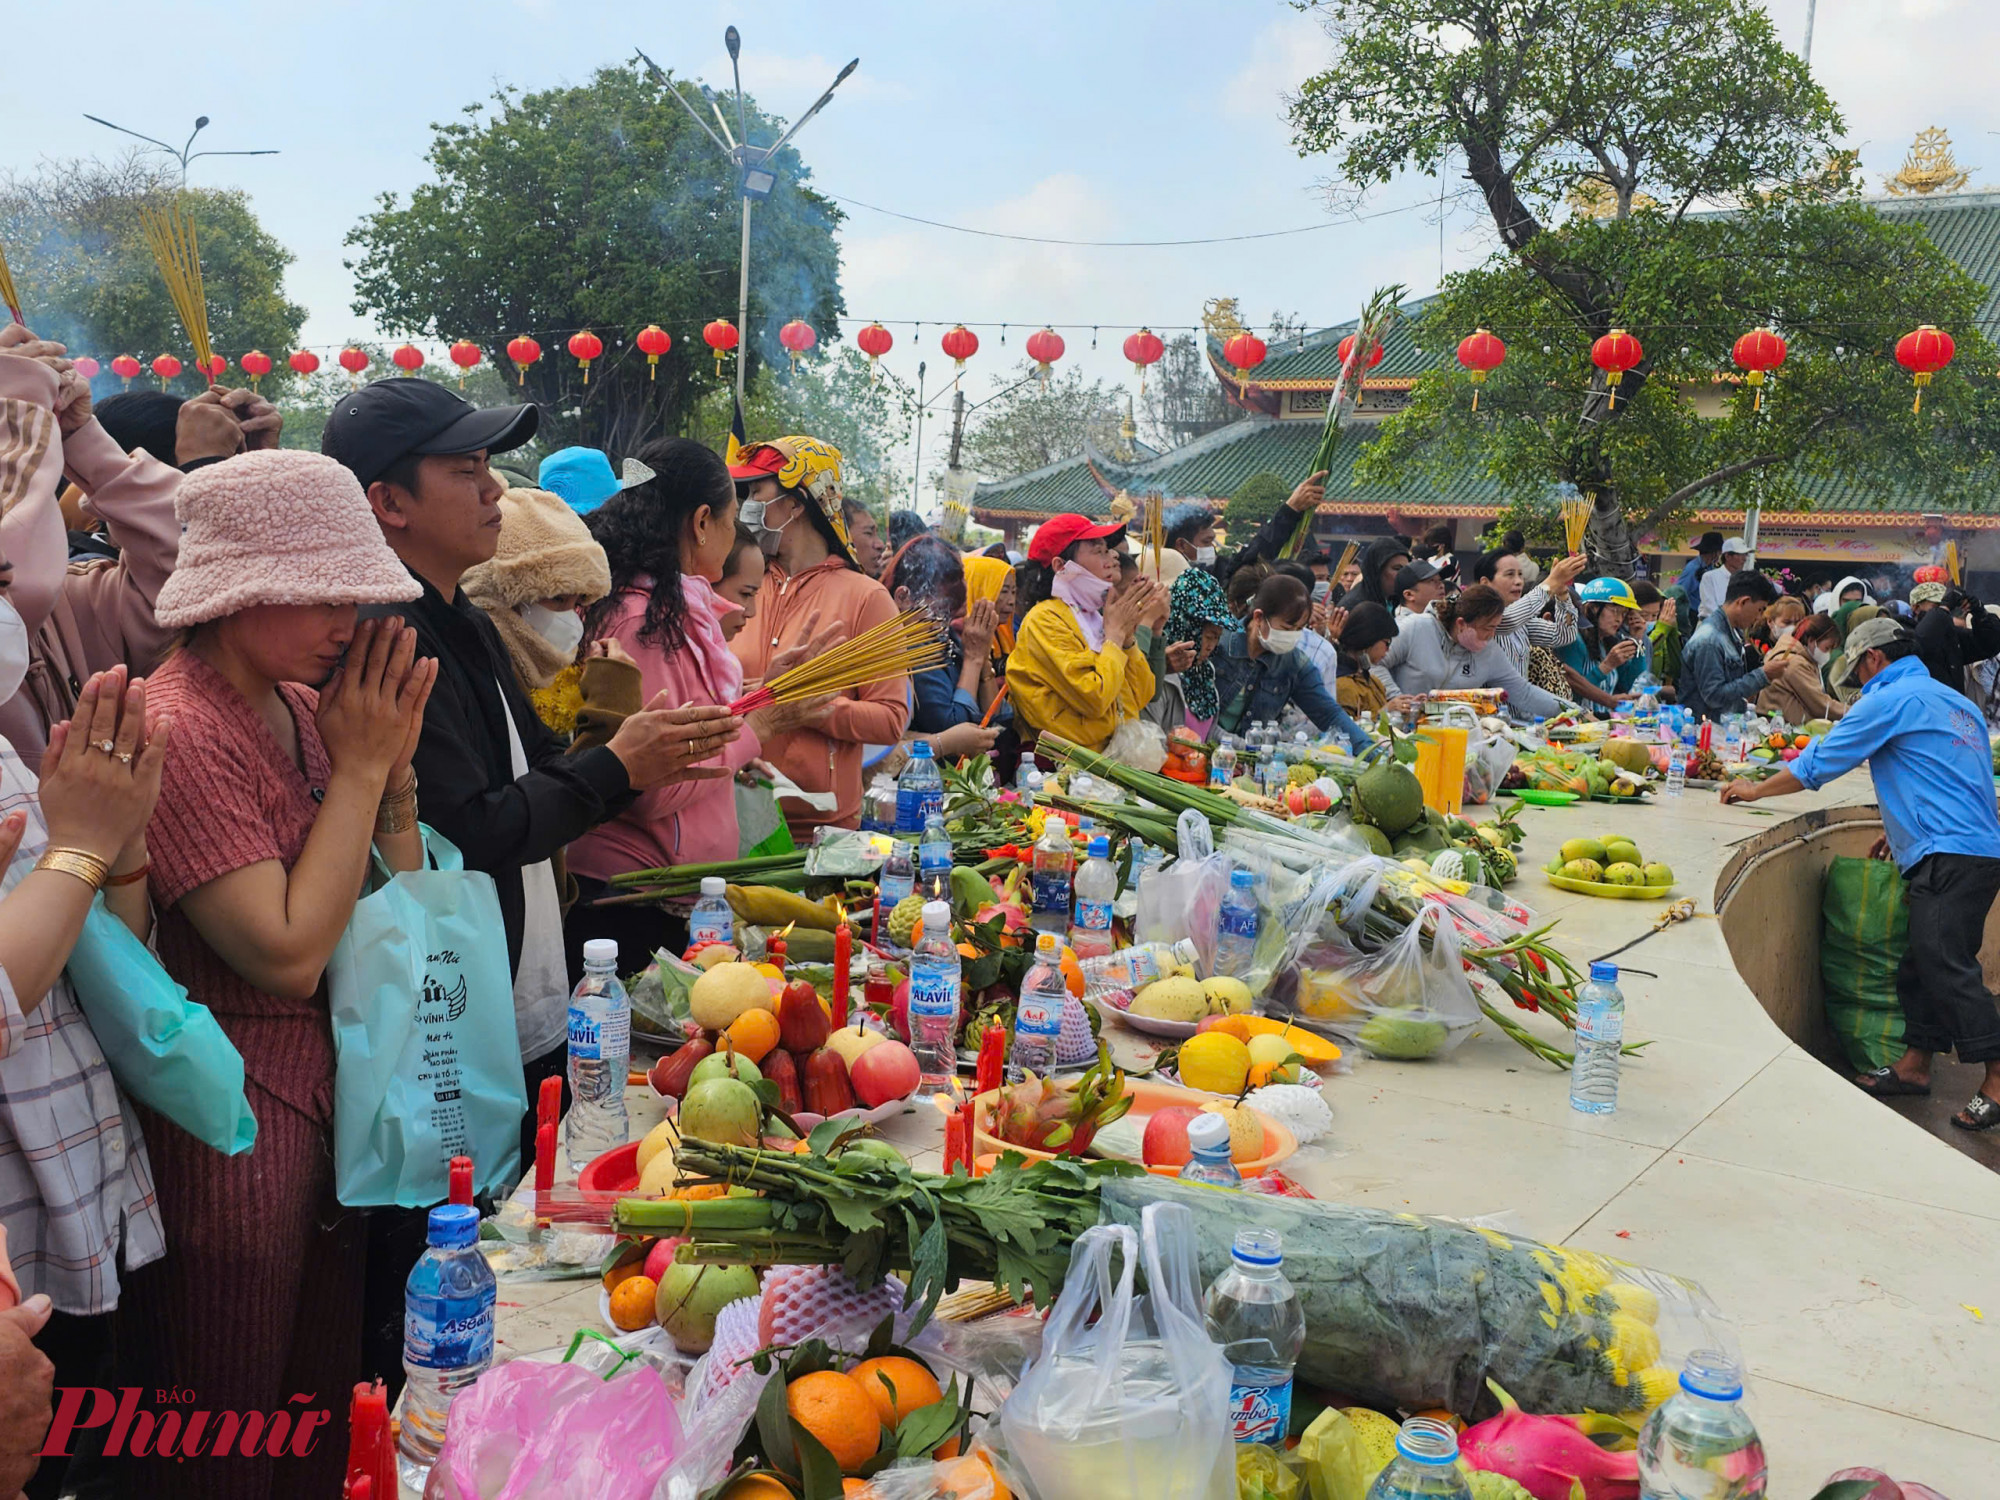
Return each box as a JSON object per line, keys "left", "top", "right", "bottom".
{"left": 1027, "top": 513, "right": 1127, "bottom": 565}
{"left": 728, "top": 444, "right": 788, "bottom": 481}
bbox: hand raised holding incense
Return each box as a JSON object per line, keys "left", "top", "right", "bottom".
{"left": 217, "top": 386, "right": 283, "bottom": 450}
{"left": 1544, "top": 551, "right": 1588, "bottom": 596}
{"left": 175, "top": 389, "right": 249, "bottom": 465}
{"left": 608, "top": 700, "right": 741, "bottom": 789}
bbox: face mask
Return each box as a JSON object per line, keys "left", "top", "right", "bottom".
{"left": 1193, "top": 545, "right": 1217, "bottom": 566}
{"left": 1454, "top": 623, "right": 1487, "bottom": 653}
{"left": 1262, "top": 626, "right": 1303, "bottom": 654}
{"left": 520, "top": 602, "right": 584, "bottom": 658}
{"left": 0, "top": 599, "right": 27, "bottom": 705}
{"left": 1811, "top": 645, "right": 1832, "bottom": 667}
{"left": 741, "top": 498, "right": 793, "bottom": 557}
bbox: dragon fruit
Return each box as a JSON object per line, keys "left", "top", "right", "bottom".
{"left": 989, "top": 1047, "right": 1131, "bottom": 1155}
{"left": 1459, "top": 1383, "right": 1638, "bottom": 1500}
{"left": 1053, "top": 994, "right": 1095, "bottom": 1066}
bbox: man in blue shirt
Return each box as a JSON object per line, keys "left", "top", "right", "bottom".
{"left": 1721, "top": 616, "right": 2000, "bottom": 1130}
{"left": 1675, "top": 530, "right": 1723, "bottom": 602}
{"left": 1678, "top": 568, "right": 1779, "bottom": 722}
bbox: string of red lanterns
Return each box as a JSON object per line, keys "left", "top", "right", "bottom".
{"left": 567, "top": 329, "right": 603, "bottom": 383}
{"left": 1454, "top": 328, "right": 1506, "bottom": 410}
{"left": 1122, "top": 327, "right": 1164, "bottom": 393}
{"left": 1024, "top": 327, "right": 1065, "bottom": 386}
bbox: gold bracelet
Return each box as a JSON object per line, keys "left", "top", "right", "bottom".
{"left": 375, "top": 774, "right": 419, "bottom": 835}
{"left": 37, "top": 847, "right": 111, "bottom": 891}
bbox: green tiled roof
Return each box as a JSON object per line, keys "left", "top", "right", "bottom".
{"left": 1870, "top": 192, "right": 2000, "bottom": 323}
{"left": 1206, "top": 295, "right": 1440, "bottom": 383}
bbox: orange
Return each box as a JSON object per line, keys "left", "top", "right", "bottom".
{"left": 785, "top": 1370, "right": 881, "bottom": 1474}
{"left": 847, "top": 1356, "right": 958, "bottom": 1455}
{"left": 726, "top": 1007, "right": 781, "bottom": 1063}
{"left": 1058, "top": 947, "right": 1083, "bottom": 998}
{"left": 937, "top": 1453, "right": 1009, "bottom": 1500}
{"left": 1208, "top": 1015, "right": 1255, "bottom": 1043}
{"left": 601, "top": 1244, "right": 646, "bottom": 1292}
{"left": 841, "top": 1482, "right": 876, "bottom": 1499}
{"left": 718, "top": 1477, "right": 794, "bottom": 1500}
{"left": 672, "top": 1182, "right": 730, "bottom": 1201}
{"left": 607, "top": 1273, "right": 658, "bottom": 1331}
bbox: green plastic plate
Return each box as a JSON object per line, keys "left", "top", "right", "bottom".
{"left": 1544, "top": 872, "right": 1677, "bottom": 900}
{"left": 1509, "top": 789, "right": 1579, "bottom": 806}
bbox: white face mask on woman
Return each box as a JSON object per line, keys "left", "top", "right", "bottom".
{"left": 519, "top": 602, "right": 585, "bottom": 659}
{"left": 1262, "top": 626, "right": 1303, "bottom": 655}
{"left": 0, "top": 598, "right": 27, "bottom": 705}
{"left": 1193, "top": 545, "right": 1217, "bottom": 566}
{"left": 1811, "top": 644, "right": 1832, "bottom": 667}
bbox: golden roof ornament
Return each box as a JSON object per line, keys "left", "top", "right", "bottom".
{"left": 1884, "top": 128, "right": 1972, "bottom": 196}
{"left": 1566, "top": 178, "right": 1658, "bottom": 218}
{"left": 1201, "top": 297, "right": 1246, "bottom": 341}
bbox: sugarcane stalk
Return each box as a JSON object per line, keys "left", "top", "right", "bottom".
{"left": 1284, "top": 284, "right": 1404, "bottom": 558}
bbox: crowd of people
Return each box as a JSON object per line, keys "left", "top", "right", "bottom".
{"left": 1, "top": 316, "right": 1999, "bottom": 1496}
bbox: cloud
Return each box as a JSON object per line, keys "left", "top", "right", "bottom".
{"left": 1221, "top": 10, "right": 1335, "bottom": 133}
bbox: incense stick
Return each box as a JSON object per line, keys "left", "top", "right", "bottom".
{"left": 1334, "top": 540, "right": 1359, "bottom": 583}
{"left": 137, "top": 198, "right": 213, "bottom": 372}
{"left": 0, "top": 240, "right": 21, "bottom": 326}
{"left": 979, "top": 679, "right": 1010, "bottom": 729}
{"left": 1946, "top": 539, "right": 1962, "bottom": 586}
{"left": 1144, "top": 492, "right": 1164, "bottom": 578}
{"left": 729, "top": 609, "right": 950, "bottom": 715}
{"left": 1560, "top": 495, "right": 1591, "bottom": 555}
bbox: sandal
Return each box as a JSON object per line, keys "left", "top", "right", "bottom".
{"left": 1951, "top": 1094, "right": 2000, "bottom": 1132}
{"left": 1855, "top": 1067, "right": 1931, "bottom": 1098}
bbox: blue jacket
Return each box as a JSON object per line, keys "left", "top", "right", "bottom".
{"left": 1678, "top": 611, "right": 1766, "bottom": 723}
{"left": 1211, "top": 632, "right": 1370, "bottom": 751}
{"left": 1790, "top": 655, "right": 2000, "bottom": 871}
{"left": 908, "top": 631, "right": 980, "bottom": 733}
{"left": 1675, "top": 556, "right": 1709, "bottom": 601}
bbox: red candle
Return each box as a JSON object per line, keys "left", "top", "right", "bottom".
{"left": 768, "top": 935, "right": 787, "bottom": 974}
{"left": 943, "top": 1104, "right": 972, "bottom": 1175}
{"left": 975, "top": 1023, "right": 1006, "bottom": 1096}
{"left": 834, "top": 921, "right": 852, "bottom": 1025}
{"left": 449, "top": 1154, "right": 473, "bottom": 1206}
{"left": 344, "top": 1380, "right": 393, "bottom": 1500}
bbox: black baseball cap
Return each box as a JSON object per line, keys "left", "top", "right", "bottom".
{"left": 1394, "top": 558, "right": 1441, "bottom": 595}
{"left": 321, "top": 378, "right": 538, "bottom": 489}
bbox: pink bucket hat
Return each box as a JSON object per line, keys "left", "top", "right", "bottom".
{"left": 154, "top": 449, "right": 423, "bottom": 630}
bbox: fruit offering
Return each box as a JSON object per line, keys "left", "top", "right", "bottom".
{"left": 1546, "top": 833, "right": 1675, "bottom": 894}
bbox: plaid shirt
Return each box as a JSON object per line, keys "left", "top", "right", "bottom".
{"left": 0, "top": 738, "right": 164, "bottom": 1314}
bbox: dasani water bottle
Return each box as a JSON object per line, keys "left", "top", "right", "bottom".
{"left": 565, "top": 939, "right": 629, "bottom": 1170}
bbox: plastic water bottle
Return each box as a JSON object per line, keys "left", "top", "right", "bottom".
{"left": 895, "top": 740, "right": 944, "bottom": 833}
{"left": 1177, "top": 1112, "right": 1241, "bottom": 1187}
{"left": 908, "top": 900, "right": 961, "bottom": 1096}
{"left": 1015, "top": 759, "right": 1038, "bottom": 799}
{"left": 1030, "top": 818, "right": 1074, "bottom": 937}
{"left": 397, "top": 1203, "right": 497, "bottom": 1492}
{"left": 1205, "top": 1228, "right": 1306, "bottom": 1446}
{"left": 1214, "top": 868, "right": 1261, "bottom": 979}
{"left": 1210, "top": 737, "right": 1237, "bottom": 787}
{"left": 919, "top": 811, "right": 954, "bottom": 901}
{"left": 689, "top": 876, "right": 734, "bottom": 947}
{"left": 1363, "top": 1418, "right": 1473, "bottom": 1499}
{"left": 1638, "top": 1351, "right": 1768, "bottom": 1499}
{"left": 1665, "top": 737, "right": 1688, "bottom": 798}
{"left": 1079, "top": 937, "right": 1199, "bottom": 993}
{"left": 1011, "top": 933, "right": 1067, "bottom": 1080}
{"left": 1569, "top": 960, "right": 1625, "bottom": 1115}
{"left": 1719, "top": 714, "right": 1743, "bottom": 767}
{"left": 1070, "top": 835, "right": 1118, "bottom": 959}
{"left": 565, "top": 939, "right": 629, "bottom": 1171}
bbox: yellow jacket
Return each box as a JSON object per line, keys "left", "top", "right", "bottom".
{"left": 1008, "top": 598, "right": 1156, "bottom": 751}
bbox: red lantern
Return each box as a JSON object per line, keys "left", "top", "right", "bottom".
{"left": 1455, "top": 328, "right": 1507, "bottom": 410}
{"left": 1223, "top": 331, "right": 1267, "bottom": 395}
{"left": 72, "top": 356, "right": 100, "bottom": 380}
{"left": 338, "top": 347, "right": 370, "bottom": 386}
{"left": 1590, "top": 328, "right": 1644, "bottom": 409}
{"left": 1123, "top": 327, "right": 1164, "bottom": 392}
{"left": 939, "top": 324, "right": 979, "bottom": 370}
{"left": 567, "top": 329, "right": 603, "bottom": 383}
{"left": 1896, "top": 324, "right": 1955, "bottom": 413}
{"left": 1336, "top": 334, "right": 1385, "bottom": 374}
{"left": 1730, "top": 327, "right": 1787, "bottom": 412}
{"left": 446, "top": 340, "right": 481, "bottom": 389}
{"left": 1023, "top": 327, "right": 1065, "bottom": 385}
{"left": 240, "top": 350, "right": 273, "bottom": 390}
{"left": 1913, "top": 564, "right": 1949, "bottom": 585}
{"left": 392, "top": 343, "right": 426, "bottom": 377}
{"left": 198, "top": 354, "right": 227, "bottom": 381}
{"left": 855, "top": 321, "right": 892, "bottom": 383}
{"left": 151, "top": 354, "right": 182, "bottom": 387}
{"left": 702, "top": 318, "right": 739, "bottom": 377}
{"left": 778, "top": 318, "right": 817, "bottom": 372}
{"left": 635, "top": 324, "right": 671, "bottom": 381}
{"left": 289, "top": 349, "right": 321, "bottom": 378}
{"left": 505, "top": 335, "right": 541, "bottom": 385}
{"left": 111, "top": 354, "right": 141, "bottom": 389}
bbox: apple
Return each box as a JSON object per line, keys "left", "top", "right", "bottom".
{"left": 849, "top": 1039, "right": 922, "bottom": 1107}
{"left": 827, "top": 1024, "right": 886, "bottom": 1068}
{"left": 643, "top": 1235, "right": 686, "bottom": 1283}
{"left": 1781, "top": 746, "right": 1800, "bottom": 761}
{"left": 890, "top": 977, "right": 911, "bottom": 1042}
{"left": 1142, "top": 1105, "right": 1201, "bottom": 1168}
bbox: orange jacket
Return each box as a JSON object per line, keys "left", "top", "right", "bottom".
{"left": 732, "top": 557, "right": 910, "bottom": 831}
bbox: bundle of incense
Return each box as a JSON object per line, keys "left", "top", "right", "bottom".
{"left": 729, "top": 609, "right": 949, "bottom": 715}
{"left": 137, "top": 197, "right": 213, "bottom": 371}
{"left": 1144, "top": 491, "right": 1164, "bottom": 576}
{"left": 1561, "top": 494, "right": 1592, "bottom": 555}
{"left": 1333, "top": 539, "right": 1359, "bottom": 584}
{"left": 1946, "top": 539, "right": 1962, "bottom": 586}
{"left": 0, "top": 240, "right": 20, "bottom": 326}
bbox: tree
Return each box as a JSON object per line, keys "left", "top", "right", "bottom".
{"left": 345, "top": 63, "right": 844, "bottom": 458}
{"left": 1223, "top": 470, "right": 1294, "bottom": 536}
{"left": 1139, "top": 333, "right": 1236, "bottom": 451}
{"left": 960, "top": 359, "right": 1130, "bottom": 479}
{"left": 1289, "top": 0, "right": 2000, "bottom": 574}
{"left": 687, "top": 347, "right": 916, "bottom": 512}
{"left": 0, "top": 154, "right": 305, "bottom": 382}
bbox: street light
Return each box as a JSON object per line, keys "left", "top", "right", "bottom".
{"left": 637, "top": 32, "right": 858, "bottom": 402}
{"left": 82, "top": 113, "right": 278, "bottom": 186}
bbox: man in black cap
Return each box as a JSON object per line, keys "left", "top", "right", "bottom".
{"left": 1675, "top": 530, "right": 1724, "bottom": 602}
{"left": 1392, "top": 558, "right": 1445, "bottom": 617}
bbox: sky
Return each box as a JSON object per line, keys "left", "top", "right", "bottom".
{"left": 8, "top": 0, "right": 2000, "bottom": 412}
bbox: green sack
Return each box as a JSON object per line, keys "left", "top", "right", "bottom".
{"left": 1820, "top": 856, "right": 1908, "bottom": 1071}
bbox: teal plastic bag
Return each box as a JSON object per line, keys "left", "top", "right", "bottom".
{"left": 327, "top": 826, "right": 526, "bottom": 1207}
{"left": 64, "top": 896, "right": 257, "bottom": 1156}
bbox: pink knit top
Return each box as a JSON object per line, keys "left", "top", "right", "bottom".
{"left": 145, "top": 650, "right": 336, "bottom": 1125}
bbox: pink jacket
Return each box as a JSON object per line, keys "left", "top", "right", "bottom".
{"left": 566, "top": 578, "right": 762, "bottom": 880}
{"left": 0, "top": 357, "right": 181, "bottom": 769}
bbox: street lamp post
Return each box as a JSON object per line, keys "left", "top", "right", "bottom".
{"left": 639, "top": 32, "right": 857, "bottom": 403}
{"left": 82, "top": 113, "right": 278, "bottom": 186}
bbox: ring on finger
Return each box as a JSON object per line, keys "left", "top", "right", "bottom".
{"left": 93, "top": 738, "right": 117, "bottom": 755}
{"left": 115, "top": 751, "right": 133, "bottom": 765}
